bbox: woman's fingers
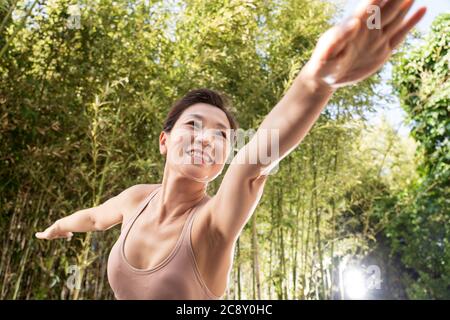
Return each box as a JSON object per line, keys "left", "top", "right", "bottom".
{"left": 35, "top": 231, "right": 43, "bottom": 239}
{"left": 35, "top": 231, "right": 72, "bottom": 240}
{"left": 381, "top": 0, "right": 408, "bottom": 28}
{"left": 354, "top": 0, "right": 385, "bottom": 20}
{"left": 35, "top": 230, "right": 49, "bottom": 239}
{"left": 35, "top": 227, "right": 73, "bottom": 240}
{"left": 389, "top": 6, "right": 427, "bottom": 49}
{"left": 383, "top": 0, "right": 415, "bottom": 36}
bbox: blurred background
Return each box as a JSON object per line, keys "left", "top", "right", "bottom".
{"left": 0, "top": 0, "right": 448, "bottom": 299}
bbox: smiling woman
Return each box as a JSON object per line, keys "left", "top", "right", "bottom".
{"left": 102, "top": 89, "right": 242, "bottom": 299}
{"left": 160, "top": 89, "right": 240, "bottom": 182}
{"left": 34, "top": 0, "right": 427, "bottom": 300}
{"left": 162, "top": 89, "right": 238, "bottom": 170}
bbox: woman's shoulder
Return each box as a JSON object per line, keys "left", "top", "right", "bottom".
{"left": 120, "top": 183, "right": 161, "bottom": 222}
{"left": 124, "top": 183, "right": 160, "bottom": 199}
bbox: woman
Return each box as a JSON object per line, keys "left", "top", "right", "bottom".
{"left": 36, "top": 0, "right": 426, "bottom": 300}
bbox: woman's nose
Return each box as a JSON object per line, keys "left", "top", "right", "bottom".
{"left": 194, "top": 129, "right": 214, "bottom": 145}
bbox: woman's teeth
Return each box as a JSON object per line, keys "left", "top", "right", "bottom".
{"left": 186, "top": 150, "right": 211, "bottom": 163}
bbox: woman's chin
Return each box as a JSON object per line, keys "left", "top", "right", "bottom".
{"left": 174, "top": 164, "right": 213, "bottom": 182}
{"left": 168, "top": 154, "right": 222, "bottom": 182}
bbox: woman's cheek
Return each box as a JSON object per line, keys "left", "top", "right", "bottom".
{"left": 167, "top": 130, "right": 188, "bottom": 164}
{"left": 171, "top": 128, "right": 190, "bottom": 143}
{"left": 212, "top": 143, "right": 227, "bottom": 165}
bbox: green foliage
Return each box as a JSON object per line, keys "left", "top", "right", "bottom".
{"left": 385, "top": 13, "right": 450, "bottom": 299}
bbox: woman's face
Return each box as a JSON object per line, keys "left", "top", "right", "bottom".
{"left": 160, "top": 103, "right": 233, "bottom": 183}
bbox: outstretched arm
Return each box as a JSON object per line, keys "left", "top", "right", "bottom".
{"left": 209, "top": 0, "right": 427, "bottom": 243}
{"left": 243, "top": 0, "right": 427, "bottom": 177}
{"left": 35, "top": 184, "right": 151, "bottom": 240}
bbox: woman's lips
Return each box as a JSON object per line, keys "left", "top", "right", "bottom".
{"left": 186, "top": 148, "right": 213, "bottom": 164}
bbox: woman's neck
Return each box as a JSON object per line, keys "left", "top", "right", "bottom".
{"left": 152, "top": 166, "right": 209, "bottom": 226}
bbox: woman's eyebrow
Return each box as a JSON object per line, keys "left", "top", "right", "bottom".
{"left": 185, "top": 114, "right": 229, "bottom": 130}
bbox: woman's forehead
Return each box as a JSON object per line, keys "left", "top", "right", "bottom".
{"left": 179, "top": 104, "right": 230, "bottom": 129}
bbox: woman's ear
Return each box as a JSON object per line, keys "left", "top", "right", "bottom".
{"left": 159, "top": 131, "right": 168, "bottom": 156}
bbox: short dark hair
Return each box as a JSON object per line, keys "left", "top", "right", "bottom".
{"left": 162, "top": 88, "right": 239, "bottom": 137}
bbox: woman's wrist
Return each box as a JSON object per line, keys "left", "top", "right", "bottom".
{"left": 54, "top": 219, "right": 64, "bottom": 233}
{"left": 297, "top": 60, "right": 337, "bottom": 95}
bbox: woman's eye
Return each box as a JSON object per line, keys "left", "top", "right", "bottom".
{"left": 186, "top": 121, "right": 226, "bottom": 138}
{"left": 187, "top": 121, "right": 200, "bottom": 128}
{"left": 216, "top": 130, "right": 226, "bottom": 138}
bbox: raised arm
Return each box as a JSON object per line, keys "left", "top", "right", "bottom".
{"left": 209, "top": 0, "right": 427, "bottom": 243}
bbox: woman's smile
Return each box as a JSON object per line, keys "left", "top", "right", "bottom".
{"left": 185, "top": 148, "right": 213, "bottom": 165}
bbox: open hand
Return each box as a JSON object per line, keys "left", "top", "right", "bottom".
{"left": 305, "top": 0, "right": 427, "bottom": 88}
{"left": 35, "top": 222, "right": 73, "bottom": 240}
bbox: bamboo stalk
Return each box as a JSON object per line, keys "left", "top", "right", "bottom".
{"left": 0, "top": 0, "right": 38, "bottom": 59}
{"left": 12, "top": 192, "right": 43, "bottom": 299}
{"left": 0, "top": 0, "right": 19, "bottom": 34}
{"left": 70, "top": 80, "right": 126, "bottom": 300}
{"left": 251, "top": 213, "right": 261, "bottom": 299}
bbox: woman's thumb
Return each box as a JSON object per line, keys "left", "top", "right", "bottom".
{"left": 64, "top": 232, "right": 74, "bottom": 240}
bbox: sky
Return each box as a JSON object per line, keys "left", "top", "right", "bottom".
{"left": 331, "top": 0, "right": 450, "bottom": 136}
